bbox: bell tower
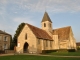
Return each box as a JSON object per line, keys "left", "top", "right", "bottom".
{"left": 41, "top": 12, "right": 53, "bottom": 33}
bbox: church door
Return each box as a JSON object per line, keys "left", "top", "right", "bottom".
{"left": 23, "top": 42, "right": 29, "bottom": 53}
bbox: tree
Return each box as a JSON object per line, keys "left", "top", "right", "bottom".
{"left": 10, "top": 35, "right": 14, "bottom": 50}
{"left": 13, "top": 22, "right": 25, "bottom": 46}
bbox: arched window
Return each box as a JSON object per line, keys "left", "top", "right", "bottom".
{"left": 44, "top": 23, "right": 46, "bottom": 27}
{"left": 25, "top": 33, "right": 27, "bottom": 40}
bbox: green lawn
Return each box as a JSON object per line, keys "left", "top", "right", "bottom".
{"left": 47, "top": 51, "right": 80, "bottom": 56}
{"left": 0, "top": 55, "right": 80, "bottom": 60}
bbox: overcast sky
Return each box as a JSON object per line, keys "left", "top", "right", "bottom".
{"left": 0, "top": 0, "right": 80, "bottom": 42}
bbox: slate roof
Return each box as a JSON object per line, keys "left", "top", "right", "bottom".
{"left": 0, "top": 30, "right": 11, "bottom": 35}
{"left": 41, "top": 12, "right": 52, "bottom": 23}
{"left": 53, "top": 26, "right": 71, "bottom": 40}
{"left": 26, "top": 23, "right": 53, "bottom": 40}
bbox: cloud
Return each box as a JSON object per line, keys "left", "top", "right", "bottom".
{"left": 7, "top": 0, "right": 80, "bottom": 13}
{"left": 0, "top": 22, "right": 14, "bottom": 35}
{"left": 0, "top": 0, "right": 7, "bottom": 4}
{"left": 1, "top": 0, "right": 80, "bottom": 13}
{"left": 13, "top": 17, "right": 35, "bottom": 25}
{"left": 14, "top": 12, "right": 18, "bottom": 13}
{"left": 0, "top": 0, "right": 8, "bottom": 20}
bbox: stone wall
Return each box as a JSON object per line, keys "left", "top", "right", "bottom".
{"left": 16, "top": 25, "right": 37, "bottom": 53}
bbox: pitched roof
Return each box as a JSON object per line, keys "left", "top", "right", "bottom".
{"left": 41, "top": 12, "right": 52, "bottom": 23}
{"left": 0, "top": 30, "right": 11, "bottom": 35}
{"left": 76, "top": 42, "right": 80, "bottom": 46}
{"left": 26, "top": 23, "right": 53, "bottom": 40}
{"left": 53, "top": 26, "right": 71, "bottom": 40}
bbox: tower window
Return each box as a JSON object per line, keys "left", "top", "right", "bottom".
{"left": 25, "top": 33, "right": 27, "bottom": 40}
{"left": 44, "top": 23, "right": 46, "bottom": 27}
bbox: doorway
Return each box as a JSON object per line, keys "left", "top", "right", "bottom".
{"left": 23, "top": 42, "right": 29, "bottom": 53}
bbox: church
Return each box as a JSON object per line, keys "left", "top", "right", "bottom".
{"left": 16, "top": 12, "right": 76, "bottom": 53}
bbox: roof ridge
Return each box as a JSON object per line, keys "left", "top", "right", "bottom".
{"left": 53, "top": 26, "right": 71, "bottom": 30}
{"left": 26, "top": 23, "right": 45, "bottom": 31}
{"left": 0, "top": 30, "right": 10, "bottom": 35}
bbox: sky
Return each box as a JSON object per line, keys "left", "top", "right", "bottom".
{"left": 0, "top": 0, "right": 80, "bottom": 42}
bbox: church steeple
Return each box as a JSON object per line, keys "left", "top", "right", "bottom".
{"left": 41, "top": 12, "right": 53, "bottom": 33}
{"left": 41, "top": 12, "right": 52, "bottom": 23}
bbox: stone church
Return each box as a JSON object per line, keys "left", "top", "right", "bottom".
{"left": 16, "top": 12, "right": 76, "bottom": 53}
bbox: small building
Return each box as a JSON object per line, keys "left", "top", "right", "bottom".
{"left": 0, "top": 30, "right": 11, "bottom": 51}
{"left": 16, "top": 12, "right": 76, "bottom": 53}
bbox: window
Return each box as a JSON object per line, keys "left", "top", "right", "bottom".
{"left": 25, "top": 33, "right": 27, "bottom": 40}
{"left": 50, "top": 23, "right": 51, "bottom": 27}
{"left": 46, "top": 40, "right": 48, "bottom": 47}
{"left": 38, "top": 39, "right": 40, "bottom": 44}
{"left": 43, "top": 40, "right": 45, "bottom": 49}
{"left": 4, "top": 44, "right": 7, "bottom": 49}
{"left": 0, "top": 46, "right": 2, "bottom": 50}
{"left": 44, "top": 23, "right": 46, "bottom": 27}
{"left": 4, "top": 36, "right": 8, "bottom": 41}
{"left": 50, "top": 41, "right": 52, "bottom": 47}
{"left": 0, "top": 36, "right": 2, "bottom": 40}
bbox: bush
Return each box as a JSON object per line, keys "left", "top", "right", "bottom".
{"left": 77, "top": 47, "right": 80, "bottom": 50}
{"left": 42, "top": 49, "right": 76, "bottom": 54}
{"left": 68, "top": 49, "right": 76, "bottom": 52}
{"left": 0, "top": 50, "right": 5, "bottom": 54}
{"left": 57, "top": 49, "right": 76, "bottom": 52}
{"left": 58, "top": 49, "right": 68, "bottom": 52}
{"left": 42, "top": 50, "right": 57, "bottom": 54}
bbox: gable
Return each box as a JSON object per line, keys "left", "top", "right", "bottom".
{"left": 18, "top": 24, "right": 36, "bottom": 40}
{"left": 53, "top": 26, "right": 71, "bottom": 40}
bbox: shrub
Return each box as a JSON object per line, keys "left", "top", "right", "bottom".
{"left": 0, "top": 50, "right": 5, "bottom": 54}
{"left": 42, "top": 50, "right": 57, "bottom": 54}
{"left": 68, "top": 49, "right": 76, "bottom": 52}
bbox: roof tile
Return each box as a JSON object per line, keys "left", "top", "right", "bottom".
{"left": 53, "top": 26, "right": 71, "bottom": 40}
{"left": 0, "top": 30, "right": 10, "bottom": 35}
{"left": 41, "top": 12, "right": 52, "bottom": 23}
{"left": 26, "top": 23, "right": 53, "bottom": 40}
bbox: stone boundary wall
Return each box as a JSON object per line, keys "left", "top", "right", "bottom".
{"left": 5, "top": 50, "right": 14, "bottom": 54}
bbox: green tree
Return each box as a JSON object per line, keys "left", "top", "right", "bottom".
{"left": 13, "top": 22, "right": 25, "bottom": 46}
{"left": 10, "top": 36, "right": 13, "bottom": 50}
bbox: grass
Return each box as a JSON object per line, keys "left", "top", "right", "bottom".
{"left": 46, "top": 51, "right": 80, "bottom": 56}
{"left": 0, "top": 55, "right": 80, "bottom": 60}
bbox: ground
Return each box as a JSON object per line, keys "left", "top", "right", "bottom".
{"left": 0, "top": 51, "right": 80, "bottom": 60}
{"left": 0, "top": 53, "right": 80, "bottom": 60}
